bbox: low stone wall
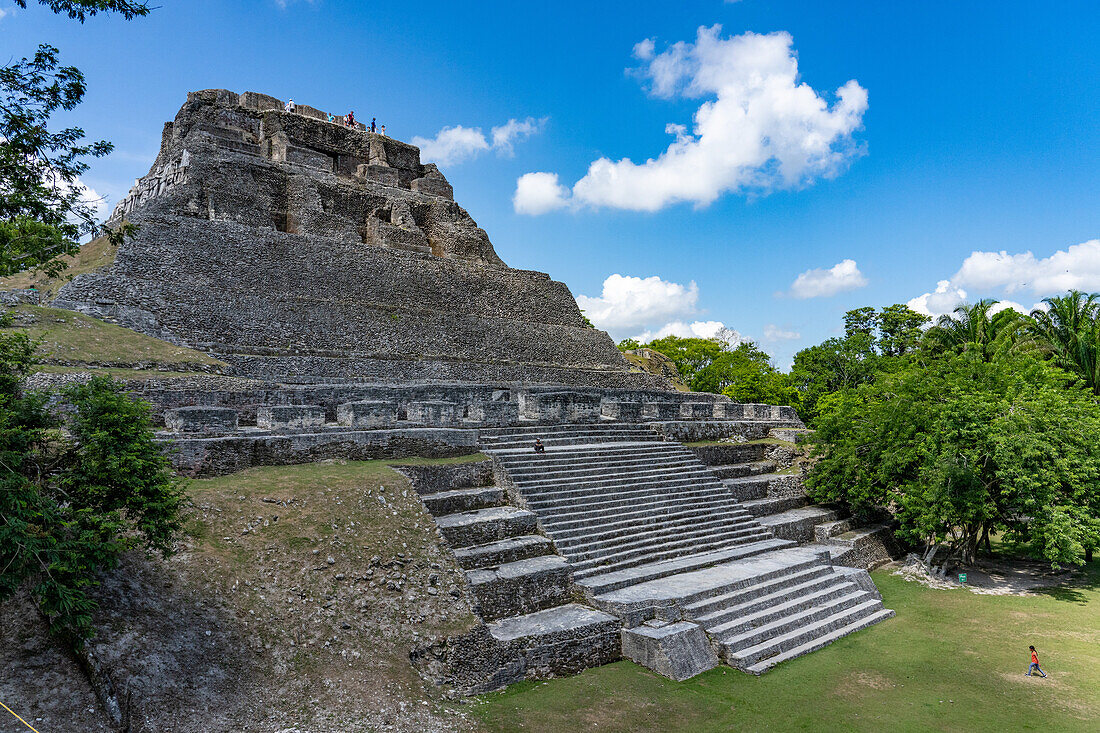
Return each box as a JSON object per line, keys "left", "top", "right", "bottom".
{"left": 652, "top": 420, "right": 799, "bottom": 443}
{"left": 164, "top": 427, "right": 479, "bottom": 477}
{"left": 395, "top": 460, "right": 494, "bottom": 495}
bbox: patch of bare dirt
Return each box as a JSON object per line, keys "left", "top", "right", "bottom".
{"left": 890, "top": 556, "right": 1084, "bottom": 595}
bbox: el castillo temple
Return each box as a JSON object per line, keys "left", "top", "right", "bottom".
{"left": 37, "top": 89, "right": 901, "bottom": 694}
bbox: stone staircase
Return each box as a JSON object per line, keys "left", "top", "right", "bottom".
{"left": 412, "top": 467, "right": 619, "bottom": 683}
{"left": 480, "top": 422, "right": 894, "bottom": 677}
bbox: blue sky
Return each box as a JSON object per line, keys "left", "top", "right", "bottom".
{"left": 5, "top": 0, "right": 1100, "bottom": 367}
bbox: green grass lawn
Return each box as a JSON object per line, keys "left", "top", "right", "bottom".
{"left": 473, "top": 563, "right": 1100, "bottom": 732}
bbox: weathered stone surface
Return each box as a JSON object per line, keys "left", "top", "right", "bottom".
{"left": 643, "top": 401, "right": 681, "bottom": 421}
{"left": 164, "top": 406, "right": 238, "bottom": 434}
{"left": 53, "top": 89, "right": 667, "bottom": 389}
{"left": 521, "top": 391, "right": 602, "bottom": 422}
{"left": 679, "top": 401, "right": 714, "bottom": 420}
{"left": 601, "top": 399, "right": 643, "bottom": 422}
{"left": 396, "top": 460, "right": 494, "bottom": 495}
{"left": 336, "top": 400, "right": 397, "bottom": 427}
{"left": 407, "top": 400, "right": 457, "bottom": 426}
{"left": 621, "top": 620, "right": 718, "bottom": 681}
{"left": 255, "top": 404, "right": 325, "bottom": 431}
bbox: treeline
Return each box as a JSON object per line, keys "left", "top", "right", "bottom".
{"left": 621, "top": 292, "right": 1100, "bottom": 570}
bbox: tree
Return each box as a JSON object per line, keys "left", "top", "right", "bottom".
{"left": 691, "top": 342, "right": 799, "bottom": 407}
{"left": 1, "top": 2, "right": 148, "bottom": 278}
{"left": 806, "top": 350, "right": 1100, "bottom": 572}
{"left": 924, "top": 300, "right": 1028, "bottom": 362}
{"left": 616, "top": 338, "right": 641, "bottom": 352}
{"left": 643, "top": 335, "right": 726, "bottom": 383}
{"left": 878, "top": 303, "right": 930, "bottom": 357}
{"left": 0, "top": 339, "right": 185, "bottom": 642}
{"left": 1029, "top": 291, "right": 1100, "bottom": 394}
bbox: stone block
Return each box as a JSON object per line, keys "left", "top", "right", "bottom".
{"left": 164, "top": 406, "right": 238, "bottom": 434}
{"left": 524, "top": 392, "right": 602, "bottom": 423}
{"left": 411, "top": 176, "right": 454, "bottom": 199}
{"left": 295, "top": 104, "right": 327, "bottom": 121}
{"left": 362, "top": 217, "right": 431, "bottom": 253}
{"left": 742, "top": 403, "right": 772, "bottom": 419}
{"left": 356, "top": 163, "right": 400, "bottom": 187}
{"left": 642, "top": 401, "right": 681, "bottom": 421}
{"left": 239, "top": 91, "right": 283, "bottom": 111}
{"left": 679, "top": 402, "right": 713, "bottom": 420}
{"left": 621, "top": 621, "right": 718, "bottom": 681}
{"left": 256, "top": 404, "right": 326, "bottom": 431}
{"left": 408, "top": 400, "right": 458, "bottom": 426}
{"left": 466, "top": 400, "right": 519, "bottom": 426}
{"left": 713, "top": 402, "right": 745, "bottom": 420}
{"left": 602, "top": 400, "right": 643, "bottom": 422}
{"left": 777, "top": 405, "right": 799, "bottom": 421}
{"left": 336, "top": 400, "right": 397, "bottom": 428}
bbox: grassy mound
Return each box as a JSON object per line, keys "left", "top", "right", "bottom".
{"left": 474, "top": 562, "right": 1100, "bottom": 732}
{"left": 0, "top": 234, "right": 118, "bottom": 299}
{"left": 2, "top": 304, "right": 226, "bottom": 374}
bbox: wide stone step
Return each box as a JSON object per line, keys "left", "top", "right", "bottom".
{"left": 466, "top": 555, "right": 573, "bottom": 621}
{"left": 740, "top": 495, "right": 809, "bottom": 518}
{"left": 560, "top": 515, "right": 765, "bottom": 558}
{"left": 740, "top": 607, "right": 895, "bottom": 675}
{"left": 435, "top": 506, "right": 538, "bottom": 548}
{"left": 705, "top": 579, "right": 859, "bottom": 638}
{"left": 685, "top": 563, "right": 833, "bottom": 617}
{"left": 487, "top": 602, "right": 620, "bottom": 641}
{"left": 509, "top": 461, "right": 711, "bottom": 488}
{"left": 502, "top": 453, "right": 696, "bottom": 479}
{"left": 757, "top": 506, "right": 838, "bottom": 543}
{"left": 570, "top": 528, "right": 775, "bottom": 576}
{"left": 421, "top": 486, "right": 505, "bottom": 516}
{"left": 487, "top": 435, "right": 664, "bottom": 451}
{"left": 723, "top": 596, "right": 883, "bottom": 669}
{"left": 452, "top": 534, "right": 555, "bottom": 570}
{"left": 528, "top": 488, "right": 736, "bottom": 523}
{"left": 710, "top": 461, "right": 778, "bottom": 479}
{"left": 548, "top": 505, "right": 754, "bottom": 544}
{"left": 482, "top": 424, "right": 655, "bottom": 441}
{"left": 541, "top": 495, "right": 751, "bottom": 533}
{"left": 521, "top": 475, "right": 727, "bottom": 505}
{"left": 496, "top": 442, "right": 679, "bottom": 464}
{"left": 577, "top": 538, "right": 794, "bottom": 594}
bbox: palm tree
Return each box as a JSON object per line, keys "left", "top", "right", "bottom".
{"left": 1029, "top": 290, "right": 1100, "bottom": 394}
{"left": 924, "top": 299, "right": 1029, "bottom": 362}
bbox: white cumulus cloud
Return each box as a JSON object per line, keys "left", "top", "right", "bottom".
{"left": 788, "top": 259, "right": 868, "bottom": 299}
{"left": 908, "top": 239, "right": 1100, "bottom": 319}
{"left": 514, "top": 172, "right": 571, "bottom": 215}
{"left": 576, "top": 274, "right": 699, "bottom": 331}
{"left": 634, "top": 321, "right": 745, "bottom": 345}
{"left": 414, "top": 117, "right": 545, "bottom": 167}
{"left": 515, "top": 25, "right": 867, "bottom": 215}
{"left": 764, "top": 324, "right": 801, "bottom": 341}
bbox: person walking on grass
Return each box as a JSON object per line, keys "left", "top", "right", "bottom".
{"left": 1027, "top": 645, "right": 1047, "bottom": 677}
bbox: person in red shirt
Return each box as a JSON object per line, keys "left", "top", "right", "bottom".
{"left": 1027, "top": 645, "right": 1047, "bottom": 677}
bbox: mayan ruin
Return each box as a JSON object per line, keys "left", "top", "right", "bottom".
{"left": 3, "top": 4, "right": 1098, "bottom": 733}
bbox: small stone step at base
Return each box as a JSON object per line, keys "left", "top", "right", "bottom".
{"left": 422, "top": 486, "right": 504, "bottom": 515}
{"left": 814, "top": 518, "right": 852, "bottom": 541}
{"left": 757, "top": 506, "right": 838, "bottom": 543}
{"left": 711, "top": 461, "right": 777, "bottom": 479}
{"left": 436, "top": 506, "right": 538, "bottom": 547}
{"left": 453, "top": 535, "right": 555, "bottom": 569}
{"left": 467, "top": 555, "right": 572, "bottom": 621}
{"left": 809, "top": 524, "right": 900, "bottom": 570}
{"left": 576, "top": 538, "right": 793, "bottom": 596}
{"left": 740, "top": 495, "right": 809, "bottom": 518}
{"left": 742, "top": 608, "right": 895, "bottom": 675}
{"left": 622, "top": 620, "right": 718, "bottom": 681}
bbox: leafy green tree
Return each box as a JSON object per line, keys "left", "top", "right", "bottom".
{"left": 691, "top": 342, "right": 799, "bottom": 407}
{"left": 1029, "top": 291, "right": 1100, "bottom": 394}
{"left": 0, "top": 342, "right": 185, "bottom": 642}
{"left": 924, "top": 299, "right": 1029, "bottom": 362}
{"left": 2, "top": 2, "right": 148, "bottom": 278}
{"left": 807, "top": 350, "right": 1100, "bottom": 571}
{"left": 878, "top": 304, "right": 930, "bottom": 356}
{"left": 789, "top": 334, "right": 878, "bottom": 423}
{"left": 616, "top": 338, "right": 641, "bottom": 352}
{"left": 643, "top": 335, "right": 726, "bottom": 382}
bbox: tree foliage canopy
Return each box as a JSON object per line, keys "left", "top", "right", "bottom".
{"left": 0, "top": 336, "right": 185, "bottom": 642}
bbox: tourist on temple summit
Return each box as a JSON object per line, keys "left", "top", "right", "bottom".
{"left": 327, "top": 113, "right": 336, "bottom": 123}
{"left": 346, "top": 110, "right": 356, "bottom": 127}
{"left": 284, "top": 98, "right": 296, "bottom": 113}
{"left": 533, "top": 438, "right": 545, "bottom": 454}
{"left": 371, "top": 117, "right": 377, "bottom": 133}
{"left": 1027, "top": 646, "right": 1047, "bottom": 677}
{"left": 380, "top": 124, "right": 387, "bottom": 136}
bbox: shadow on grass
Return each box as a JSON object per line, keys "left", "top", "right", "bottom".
{"left": 1033, "top": 561, "right": 1100, "bottom": 605}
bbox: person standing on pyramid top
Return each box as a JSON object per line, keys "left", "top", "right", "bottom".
{"left": 1026, "top": 646, "right": 1047, "bottom": 677}
{"left": 371, "top": 117, "right": 377, "bottom": 133}
{"left": 346, "top": 110, "right": 355, "bottom": 127}
{"left": 380, "top": 124, "right": 386, "bottom": 136}
{"left": 284, "top": 98, "right": 296, "bottom": 113}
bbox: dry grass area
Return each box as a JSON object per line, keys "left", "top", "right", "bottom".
{"left": 0, "top": 235, "right": 119, "bottom": 299}
{"left": 2, "top": 305, "right": 225, "bottom": 373}
{"left": 2, "top": 458, "right": 487, "bottom": 733}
